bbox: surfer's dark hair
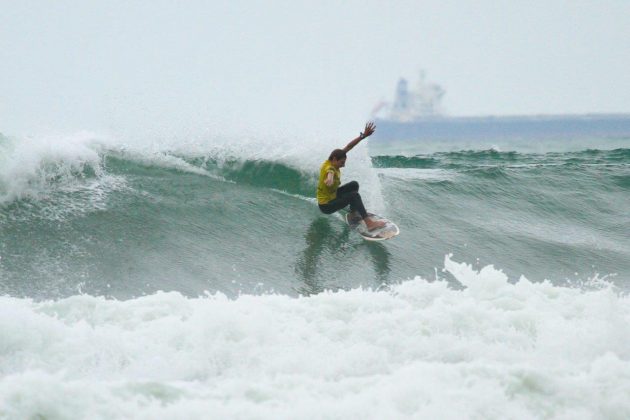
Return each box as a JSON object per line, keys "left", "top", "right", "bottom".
{"left": 328, "top": 149, "right": 347, "bottom": 161}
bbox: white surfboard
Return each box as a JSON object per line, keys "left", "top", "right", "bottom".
{"left": 345, "top": 212, "right": 400, "bottom": 241}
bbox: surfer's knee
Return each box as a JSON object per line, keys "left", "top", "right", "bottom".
{"left": 347, "top": 191, "right": 362, "bottom": 203}
{"left": 348, "top": 181, "right": 359, "bottom": 191}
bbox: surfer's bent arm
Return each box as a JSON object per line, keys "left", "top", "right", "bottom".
{"left": 342, "top": 122, "right": 376, "bottom": 153}
{"left": 325, "top": 171, "right": 334, "bottom": 186}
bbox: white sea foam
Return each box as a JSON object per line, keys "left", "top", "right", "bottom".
{"left": 1, "top": 256, "right": 628, "bottom": 419}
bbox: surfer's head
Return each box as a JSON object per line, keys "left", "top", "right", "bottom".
{"left": 328, "top": 149, "right": 347, "bottom": 168}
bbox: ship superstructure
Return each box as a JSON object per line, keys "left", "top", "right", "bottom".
{"left": 374, "top": 71, "right": 446, "bottom": 122}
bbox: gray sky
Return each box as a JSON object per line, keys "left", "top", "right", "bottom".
{"left": 2, "top": 0, "right": 630, "bottom": 137}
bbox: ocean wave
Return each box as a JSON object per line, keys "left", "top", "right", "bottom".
{"left": 3, "top": 129, "right": 626, "bottom": 209}
{"left": 0, "top": 134, "right": 317, "bottom": 209}
{"left": 613, "top": 174, "right": 630, "bottom": 189}
{"left": 376, "top": 168, "right": 456, "bottom": 182}
{"left": 0, "top": 255, "right": 628, "bottom": 419}
{"left": 374, "top": 148, "right": 628, "bottom": 168}
{"left": 371, "top": 155, "right": 439, "bottom": 169}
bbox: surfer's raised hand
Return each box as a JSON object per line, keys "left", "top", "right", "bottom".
{"left": 342, "top": 121, "right": 377, "bottom": 153}
{"left": 361, "top": 121, "right": 376, "bottom": 139}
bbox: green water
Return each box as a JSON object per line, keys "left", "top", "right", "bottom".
{"left": 1, "top": 134, "right": 628, "bottom": 299}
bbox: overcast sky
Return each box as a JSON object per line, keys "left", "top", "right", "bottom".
{"left": 2, "top": 0, "right": 629, "bottom": 137}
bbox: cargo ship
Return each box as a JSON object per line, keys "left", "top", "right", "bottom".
{"left": 371, "top": 71, "right": 630, "bottom": 142}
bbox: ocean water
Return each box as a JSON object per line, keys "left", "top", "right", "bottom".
{"left": 1, "top": 121, "right": 629, "bottom": 419}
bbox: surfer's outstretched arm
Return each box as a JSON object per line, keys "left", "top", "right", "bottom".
{"left": 342, "top": 122, "right": 376, "bottom": 153}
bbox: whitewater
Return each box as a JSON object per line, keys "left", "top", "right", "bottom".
{"left": 1, "top": 125, "right": 629, "bottom": 419}
{"left": 1, "top": 256, "right": 628, "bottom": 419}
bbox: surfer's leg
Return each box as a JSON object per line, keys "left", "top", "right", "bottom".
{"left": 336, "top": 190, "right": 368, "bottom": 219}
{"left": 318, "top": 191, "right": 367, "bottom": 219}
{"left": 318, "top": 199, "right": 344, "bottom": 214}
{"left": 345, "top": 191, "right": 367, "bottom": 219}
{"left": 336, "top": 181, "right": 359, "bottom": 196}
{"left": 338, "top": 182, "right": 368, "bottom": 219}
{"left": 342, "top": 189, "right": 385, "bottom": 231}
{"left": 318, "top": 197, "right": 352, "bottom": 215}
{"left": 320, "top": 192, "right": 384, "bottom": 231}
{"left": 326, "top": 181, "right": 384, "bottom": 231}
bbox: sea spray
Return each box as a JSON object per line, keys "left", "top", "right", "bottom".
{"left": 0, "top": 132, "right": 107, "bottom": 204}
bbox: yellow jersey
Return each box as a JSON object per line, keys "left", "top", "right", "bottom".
{"left": 317, "top": 160, "right": 341, "bottom": 204}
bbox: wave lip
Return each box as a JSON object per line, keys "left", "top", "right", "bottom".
{"left": 0, "top": 132, "right": 111, "bottom": 205}
{"left": 1, "top": 256, "right": 628, "bottom": 419}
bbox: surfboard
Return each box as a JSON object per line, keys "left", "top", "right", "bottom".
{"left": 345, "top": 212, "right": 400, "bottom": 241}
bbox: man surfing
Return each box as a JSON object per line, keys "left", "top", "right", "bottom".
{"left": 317, "top": 122, "right": 386, "bottom": 231}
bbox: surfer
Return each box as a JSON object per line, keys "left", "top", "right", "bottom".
{"left": 317, "top": 122, "right": 386, "bottom": 231}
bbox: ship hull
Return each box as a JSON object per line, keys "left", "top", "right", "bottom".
{"left": 373, "top": 114, "right": 630, "bottom": 142}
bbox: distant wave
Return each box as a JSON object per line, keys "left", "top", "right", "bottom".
{"left": 372, "top": 148, "right": 630, "bottom": 170}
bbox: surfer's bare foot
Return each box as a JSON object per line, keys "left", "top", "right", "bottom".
{"left": 365, "top": 218, "right": 386, "bottom": 231}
